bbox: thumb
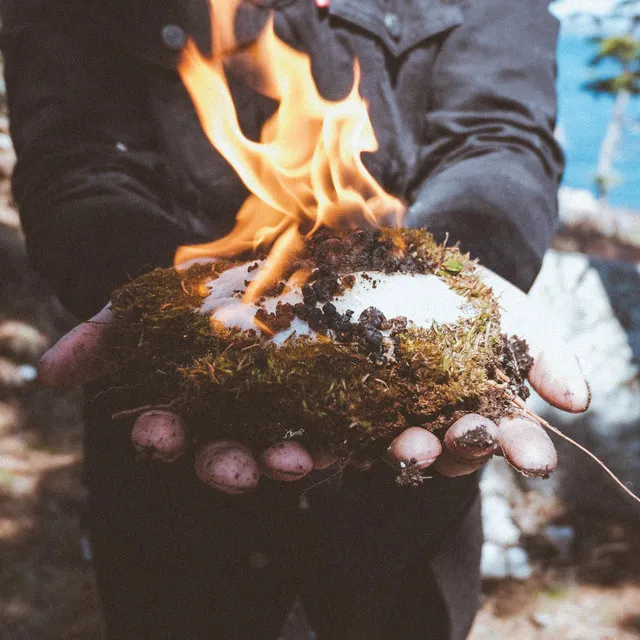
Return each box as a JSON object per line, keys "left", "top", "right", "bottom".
{"left": 476, "top": 266, "right": 590, "bottom": 414}
{"left": 38, "top": 305, "right": 114, "bottom": 389}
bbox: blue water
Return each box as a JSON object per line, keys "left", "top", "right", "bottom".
{"left": 557, "top": 31, "right": 640, "bottom": 209}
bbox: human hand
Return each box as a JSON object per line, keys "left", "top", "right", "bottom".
{"left": 384, "top": 265, "right": 590, "bottom": 478}
{"left": 38, "top": 264, "right": 589, "bottom": 491}
{"left": 38, "top": 304, "right": 323, "bottom": 492}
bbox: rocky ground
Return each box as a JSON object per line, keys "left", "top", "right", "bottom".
{"left": 1, "top": 121, "right": 639, "bottom": 638}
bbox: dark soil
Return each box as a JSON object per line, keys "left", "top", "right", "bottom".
{"left": 498, "top": 335, "right": 534, "bottom": 400}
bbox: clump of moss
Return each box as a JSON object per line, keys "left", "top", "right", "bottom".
{"left": 103, "top": 228, "right": 528, "bottom": 460}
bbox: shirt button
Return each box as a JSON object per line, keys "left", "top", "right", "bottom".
{"left": 161, "top": 24, "right": 187, "bottom": 50}
{"left": 384, "top": 13, "right": 402, "bottom": 40}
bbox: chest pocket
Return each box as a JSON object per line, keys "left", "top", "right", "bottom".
{"left": 328, "top": 0, "right": 462, "bottom": 58}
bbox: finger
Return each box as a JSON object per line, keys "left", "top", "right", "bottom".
{"left": 386, "top": 427, "right": 442, "bottom": 470}
{"left": 498, "top": 415, "right": 558, "bottom": 478}
{"left": 131, "top": 411, "right": 187, "bottom": 462}
{"left": 432, "top": 451, "right": 486, "bottom": 477}
{"left": 433, "top": 414, "right": 500, "bottom": 477}
{"left": 310, "top": 451, "right": 339, "bottom": 470}
{"left": 476, "top": 267, "right": 590, "bottom": 414}
{"left": 259, "top": 441, "right": 314, "bottom": 481}
{"left": 38, "top": 305, "right": 114, "bottom": 389}
{"left": 194, "top": 440, "right": 260, "bottom": 494}
{"left": 443, "top": 413, "right": 500, "bottom": 462}
{"left": 528, "top": 346, "right": 590, "bottom": 413}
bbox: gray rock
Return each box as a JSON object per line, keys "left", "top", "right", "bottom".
{"left": 480, "top": 458, "right": 533, "bottom": 579}
{"left": 482, "top": 494, "right": 520, "bottom": 546}
{"left": 505, "top": 546, "right": 532, "bottom": 580}
{"left": 480, "top": 456, "right": 519, "bottom": 500}
{"left": 480, "top": 541, "right": 508, "bottom": 579}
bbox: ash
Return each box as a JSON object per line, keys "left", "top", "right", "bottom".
{"left": 200, "top": 265, "right": 475, "bottom": 361}
{"left": 198, "top": 228, "right": 479, "bottom": 362}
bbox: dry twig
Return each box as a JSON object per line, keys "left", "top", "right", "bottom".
{"left": 511, "top": 396, "right": 640, "bottom": 505}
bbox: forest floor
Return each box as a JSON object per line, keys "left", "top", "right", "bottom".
{"left": 1, "top": 139, "right": 639, "bottom": 639}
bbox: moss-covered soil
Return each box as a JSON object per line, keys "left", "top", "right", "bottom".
{"left": 105, "top": 228, "right": 530, "bottom": 459}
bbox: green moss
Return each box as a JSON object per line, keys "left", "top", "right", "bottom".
{"left": 104, "top": 228, "right": 515, "bottom": 459}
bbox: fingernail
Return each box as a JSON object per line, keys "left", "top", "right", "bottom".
{"left": 445, "top": 414, "right": 499, "bottom": 460}
{"left": 529, "top": 349, "right": 591, "bottom": 413}
{"left": 498, "top": 416, "right": 558, "bottom": 478}
{"left": 387, "top": 427, "right": 442, "bottom": 466}
{"left": 260, "top": 441, "right": 313, "bottom": 481}
{"left": 194, "top": 441, "right": 260, "bottom": 493}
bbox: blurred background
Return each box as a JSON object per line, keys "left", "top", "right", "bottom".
{"left": 1, "top": 0, "right": 640, "bottom": 638}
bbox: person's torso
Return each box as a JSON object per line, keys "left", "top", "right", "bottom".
{"left": 96, "top": 0, "right": 464, "bottom": 234}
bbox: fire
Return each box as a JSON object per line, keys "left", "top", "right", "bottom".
{"left": 175, "top": 0, "right": 405, "bottom": 302}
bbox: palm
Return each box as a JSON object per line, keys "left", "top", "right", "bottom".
{"left": 38, "top": 265, "right": 589, "bottom": 492}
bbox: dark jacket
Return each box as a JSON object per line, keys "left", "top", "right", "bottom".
{"left": 1, "top": 0, "right": 563, "bottom": 318}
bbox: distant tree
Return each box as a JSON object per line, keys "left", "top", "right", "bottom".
{"left": 580, "top": 0, "right": 640, "bottom": 213}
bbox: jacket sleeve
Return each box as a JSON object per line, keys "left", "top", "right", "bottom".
{"left": 405, "top": 0, "right": 564, "bottom": 291}
{"left": 0, "top": 1, "right": 210, "bottom": 319}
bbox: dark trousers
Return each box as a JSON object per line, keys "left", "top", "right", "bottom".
{"left": 84, "top": 394, "right": 482, "bottom": 640}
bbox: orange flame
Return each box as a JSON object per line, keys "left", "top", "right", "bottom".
{"left": 175, "top": 0, "right": 405, "bottom": 301}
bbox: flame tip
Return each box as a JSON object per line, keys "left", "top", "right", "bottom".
{"left": 175, "top": 0, "right": 406, "bottom": 301}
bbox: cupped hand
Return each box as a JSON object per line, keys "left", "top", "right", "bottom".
{"left": 384, "top": 265, "right": 590, "bottom": 478}
{"left": 38, "top": 264, "right": 590, "bottom": 491}
{"left": 38, "top": 304, "right": 325, "bottom": 493}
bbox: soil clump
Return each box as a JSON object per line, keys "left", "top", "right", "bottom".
{"left": 105, "top": 228, "right": 527, "bottom": 461}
